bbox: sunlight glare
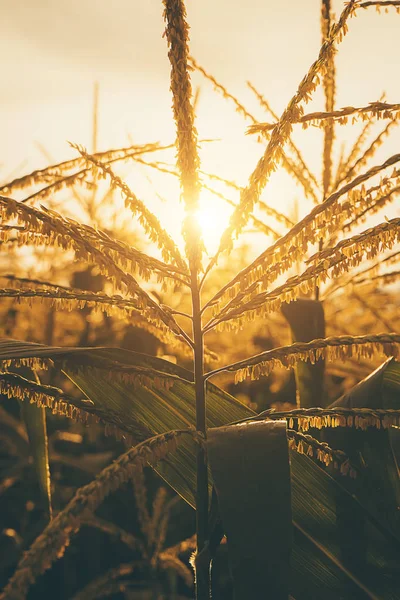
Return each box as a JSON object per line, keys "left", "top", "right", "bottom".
{"left": 195, "top": 190, "right": 233, "bottom": 255}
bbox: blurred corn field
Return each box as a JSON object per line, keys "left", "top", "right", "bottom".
{"left": 0, "top": 0, "right": 400, "bottom": 599}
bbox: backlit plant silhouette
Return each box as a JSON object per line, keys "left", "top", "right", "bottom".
{"left": 1, "top": 0, "right": 400, "bottom": 598}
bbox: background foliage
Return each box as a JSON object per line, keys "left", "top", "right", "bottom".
{"left": 0, "top": 1, "right": 400, "bottom": 599}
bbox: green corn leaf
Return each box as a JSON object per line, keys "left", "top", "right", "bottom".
{"left": 326, "top": 359, "right": 400, "bottom": 538}
{"left": 207, "top": 420, "right": 291, "bottom": 600}
{"left": 290, "top": 451, "right": 400, "bottom": 599}
{"left": 1, "top": 339, "right": 400, "bottom": 598}
{"left": 14, "top": 366, "right": 52, "bottom": 522}
{"left": 20, "top": 402, "right": 52, "bottom": 520}
{"left": 318, "top": 358, "right": 400, "bottom": 596}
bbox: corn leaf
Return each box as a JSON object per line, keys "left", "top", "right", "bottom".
{"left": 18, "top": 368, "right": 52, "bottom": 521}
{"left": 325, "top": 359, "right": 400, "bottom": 543}
{"left": 1, "top": 339, "right": 400, "bottom": 597}
{"left": 290, "top": 452, "right": 399, "bottom": 600}
{"left": 9, "top": 368, "right": 52, "bottom": 520}
{"left": 207, "top": 421, "right": 291, "bottom": 600}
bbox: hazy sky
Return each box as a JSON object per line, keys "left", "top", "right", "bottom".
{"left": 0, "top": 0, "right": 399, "bottom": 243}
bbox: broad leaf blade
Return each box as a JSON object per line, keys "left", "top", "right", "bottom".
{"left": 8, "top": 362, "right": 53, "bottom": 521}
{"left": 20, "top": 400, "right": 52, "bottom": 520}
{"left": 208, "top": 420, "right": 291, "bottom": 600}
{"left": 291, "top": 452, "right": 400, "bottom": 599}
{"left": 327, "top": 359, "right": 400, "bottom": 537}
{"left": 68, "top": 368, "right": 250, "bottom": 507}
{"left": 1, "top": 339, "right": 400, "bottom": 597}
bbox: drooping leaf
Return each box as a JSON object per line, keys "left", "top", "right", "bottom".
{"left": 207, "top": 420, "right": 291, "bottom": 600}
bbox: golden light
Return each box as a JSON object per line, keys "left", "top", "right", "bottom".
{"left": 122, "top": 169, "right": 235, "bottom": 260}
{"left": 195, "top": 190, "right": 233, "bottom": 255}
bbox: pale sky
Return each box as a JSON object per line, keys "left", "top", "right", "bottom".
{"left": 0, "top": 1, "right": 399, "bottom": 250}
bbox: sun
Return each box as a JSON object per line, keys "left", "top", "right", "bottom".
{"left": 195, "top": 190, "right": 233, "bottom": 255}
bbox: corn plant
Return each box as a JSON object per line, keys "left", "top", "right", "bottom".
{"left": 1, "top": 0, "right": 400, "bottom": 598}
